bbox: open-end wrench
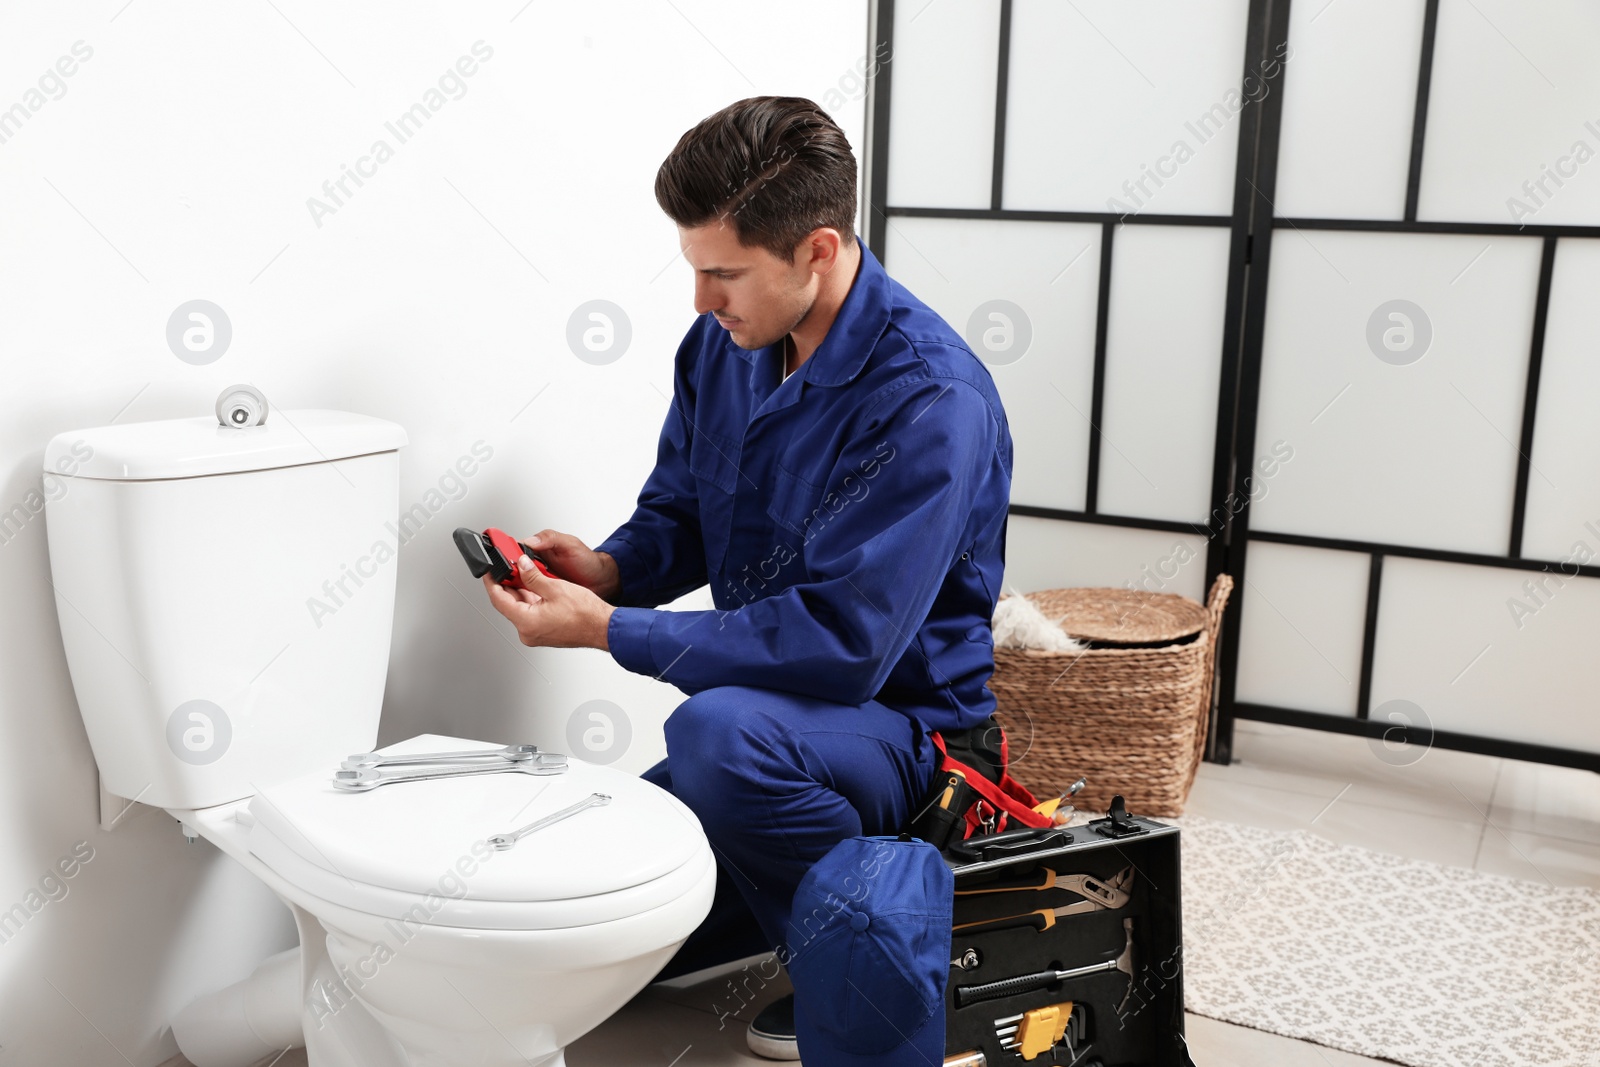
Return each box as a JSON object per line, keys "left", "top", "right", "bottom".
{"left": 341, "top": 744, "right": 541, "bottom": 769}
{"left": 488, "top": 792, "right": 611, "bottom": 851}
{"left": 332, "top": 752, "right": 569, "bottom": 792}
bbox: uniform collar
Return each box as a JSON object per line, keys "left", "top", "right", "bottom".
{"left": 725, "top": 236, "right": 889, "bottom": 390}
{"left": 796, "top": 236, "right": 890, "bottom": 387}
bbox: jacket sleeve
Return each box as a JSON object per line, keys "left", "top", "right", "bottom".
{"left": 606, "top": 374, "right": 998, "bottom": 704}
{"left": 594, "top": 345, "right": 709, "bottom": 609}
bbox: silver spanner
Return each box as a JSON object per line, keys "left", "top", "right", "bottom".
{"left": 332, "top": 752, "right": 569, "bottom": 792}
{"left": 341, "top": 744, "right": 541, "bottom": 769}
{"left": 489, "top": 792, "right": 611, "bottom": 851}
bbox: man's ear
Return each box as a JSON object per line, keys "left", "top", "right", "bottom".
{"left": 799, "top": 227, "right": 844, "bottom": 274}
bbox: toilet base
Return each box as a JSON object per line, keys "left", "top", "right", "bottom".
{"left": 167, "top": 799, "right": 715, "bottom": 1067}
{"left": 171, "top": 948, "right": 302, "bottom": 1067}
{"left": 171, "top": 908, "right": 576, "bottom": 1067}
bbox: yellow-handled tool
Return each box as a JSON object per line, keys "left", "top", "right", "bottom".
{"left": 1001, "top": 1001, "right": 1075, "bottom": 1060}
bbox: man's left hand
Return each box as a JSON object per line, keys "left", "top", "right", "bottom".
{"left": 483, "top": 556, "right": 614, "bottom": 650}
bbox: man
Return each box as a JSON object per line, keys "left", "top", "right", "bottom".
{"left": 483, "top": 95, "right": 1012, "bottom": 1061}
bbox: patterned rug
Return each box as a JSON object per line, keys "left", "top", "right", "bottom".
{"left": 1176, "top": 816, "right": 1600, "bottom": 1067}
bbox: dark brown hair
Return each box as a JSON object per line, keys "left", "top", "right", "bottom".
{"left": 655, "top": 96, "right": 858, "bottom": 261}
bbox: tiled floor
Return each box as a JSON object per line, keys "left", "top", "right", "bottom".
{"left": 218, "top": 719, "right": 1600, "bottom": 1066}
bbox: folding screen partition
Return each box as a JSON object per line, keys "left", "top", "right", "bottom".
{"left": 865, "top": 0, "right": 1600, "bottom": 770}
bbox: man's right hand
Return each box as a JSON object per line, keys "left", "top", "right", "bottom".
{"left": 521, "top": 529, "right": 622, "bottom": 602}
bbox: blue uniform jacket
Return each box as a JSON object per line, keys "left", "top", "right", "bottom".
{"left": 598, "top": 239, "right": 1013, "bottom": 734}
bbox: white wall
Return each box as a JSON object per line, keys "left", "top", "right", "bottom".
{"left": 0, "top": 2, "right": 870, "bottom": 1062}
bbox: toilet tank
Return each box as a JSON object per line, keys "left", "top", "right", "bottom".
{"left": 44, "top": 409, "right": 408, "bottom": 809}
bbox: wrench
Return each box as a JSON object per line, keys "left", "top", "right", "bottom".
{"left": 332, "top": 752, "right": 569, "bottom": 792}
{"left": 488, "top": 792, "right": 612, "bottom": 851}
{"left": 341, "top": 744, "right": 541, "bottom": 769}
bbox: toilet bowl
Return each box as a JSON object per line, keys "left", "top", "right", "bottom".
{"left": 170, "top": 734, "right": 716, "bottom": 1067}
{"left": 42, "top": 405, "right": 716, "bottom": 1066}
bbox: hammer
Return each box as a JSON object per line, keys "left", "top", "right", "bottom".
{"left": 953, "top": 917, "right": 1137, "bottom": 1011}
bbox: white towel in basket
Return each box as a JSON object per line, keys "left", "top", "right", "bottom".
{"left": 991, "top": 591, "right": 1086, "bottom": 652}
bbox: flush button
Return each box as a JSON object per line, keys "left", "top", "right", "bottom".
{"left": 216, "top": 384, "right": 269, "bottom": 428}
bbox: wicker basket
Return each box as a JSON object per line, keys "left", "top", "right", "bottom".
{"left": 989, "top": 574, "right": 1234, "bottom": 817}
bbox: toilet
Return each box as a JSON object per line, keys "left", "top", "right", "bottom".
{"left": 43, "top": 403, "right": 717, "bottom": 1067}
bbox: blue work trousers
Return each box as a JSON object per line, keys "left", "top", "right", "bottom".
{"left": 643, "top": 685, "right": 939, "bottom": 982}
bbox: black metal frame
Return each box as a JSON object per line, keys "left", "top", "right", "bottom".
{"left": 864, "top": 0, "right": 1600, "bottom": 773}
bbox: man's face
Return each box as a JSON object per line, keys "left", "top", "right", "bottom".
{"left": 678, "top": 219, "right": 818, "bottom": 350}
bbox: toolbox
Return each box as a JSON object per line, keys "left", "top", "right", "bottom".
{"left": 941, "top": 798, "right": 1191, "bottom": 1067}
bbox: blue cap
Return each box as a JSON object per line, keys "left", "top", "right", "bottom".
{"left": 786, "top": 836, "right": 952, "bottom": 1066}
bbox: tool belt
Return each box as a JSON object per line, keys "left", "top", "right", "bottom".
{"left": 908, "top": 716, "right": 1054, "bottom": 850}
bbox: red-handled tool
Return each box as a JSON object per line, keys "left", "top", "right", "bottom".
{"left": 453, "top": 527, "right": 554, "bottom": 588}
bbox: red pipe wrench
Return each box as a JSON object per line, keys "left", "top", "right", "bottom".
{"left": 453, "top": 527, "right": 554, "bottom": 588}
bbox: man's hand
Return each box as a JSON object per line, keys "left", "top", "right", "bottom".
{"left": 521, "top": 529, "right": 622, "bottom": 602}
{"left": 483, "top": 559, "right": 615, "bottom": 650}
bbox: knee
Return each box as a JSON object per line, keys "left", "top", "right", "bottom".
{"left": 664, "top": 686, "right": 770, "bottom": 766}
{"left": 663, "top": 687, "right": 790, "bottom": 800}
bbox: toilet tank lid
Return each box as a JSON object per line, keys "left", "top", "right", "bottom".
{"left": 45, "top": 410, "right": 407, "bottom": 481}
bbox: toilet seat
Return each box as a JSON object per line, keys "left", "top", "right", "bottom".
{"left": 244, "top": 734, "right": 712, "bottom": 931}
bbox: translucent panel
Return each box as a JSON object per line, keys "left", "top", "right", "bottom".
{"left": 1098, "top": 224, "right": 1231, "bottom": 523}
{"left": 883, "top": 217, "right": 1101, "bottom": 512}
{"left": 1003, "top": 515, "right": 1209, "bottom": 603}
{"left": 1420, "top": 0, "right": 1600, "bottom": 225}
{"left": 1251, "top": 230, "right": 1542, "bottom": 555}
{"left": 1372, "top": 557, "right": 1600, "bottom": 753}
{"left": 1273, "top": 0, "right": 1426, "bottom": 220}
{"left": 1003, "top": 0, "right": 1251, "bottom": 215}
{"left": 1234, "top": 541, "right": 1370, "bottom": 716}
{"left": 886, "top": 0, "right": 1001, "bottom": 209}
{"left": 1523, "top": 239, "right": 1600, "bottom": 563}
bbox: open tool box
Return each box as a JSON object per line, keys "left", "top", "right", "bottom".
{"left": 942, "top": 800, "right": 1190, "bottom": 1067}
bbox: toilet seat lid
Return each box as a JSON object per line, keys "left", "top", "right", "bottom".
{"left": 247, "top": 734, "right": 706, "bottom": 905}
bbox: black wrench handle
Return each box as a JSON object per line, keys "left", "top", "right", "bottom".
{"left": 954, "top": 968, "right": 1061, "bottom": 1009}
